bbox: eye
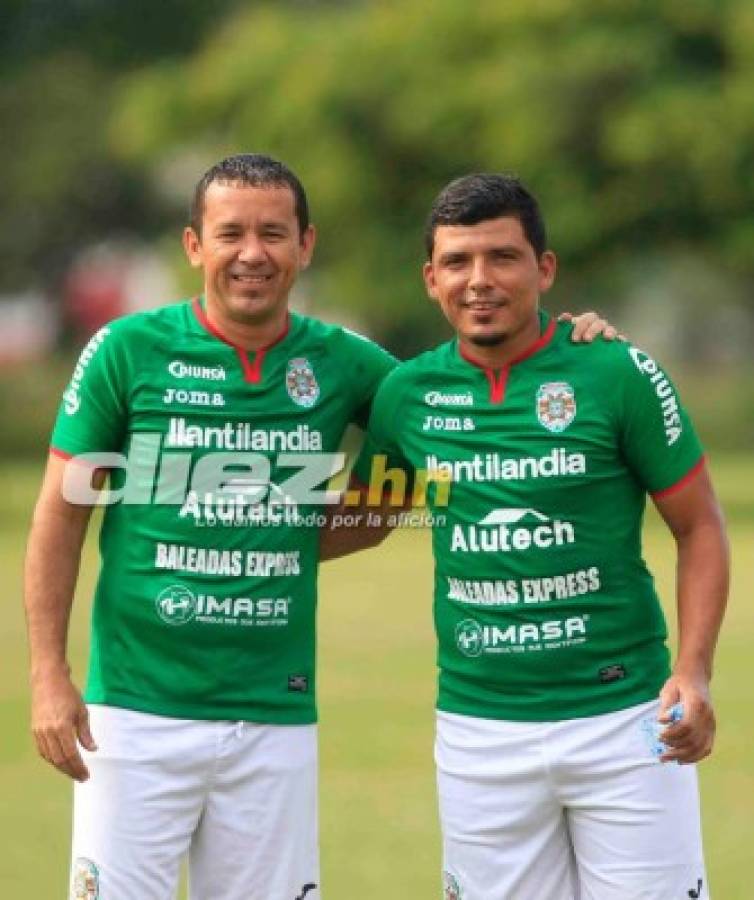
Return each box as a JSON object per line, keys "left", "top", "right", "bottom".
{"left": 492, "top": 249, "right": 518, "bottom": 262}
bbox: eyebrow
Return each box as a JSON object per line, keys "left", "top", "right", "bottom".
{"left": 438, "top": 244, "right": 522, "bottom": 261}
{"left": 211, "top": 219, "right": 291, "bottom": 231}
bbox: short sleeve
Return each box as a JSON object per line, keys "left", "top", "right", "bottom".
{"left": 50, "top": 323, "right": 129, "bottom": 455}
{"left": 618, "top": 344, "right": 704, "bottom": 495}
{"left": 352, "top": 369, "right": 413, "bottom": 486}
{"left": 339, "top": 329, "right": 398, "bottom": 429}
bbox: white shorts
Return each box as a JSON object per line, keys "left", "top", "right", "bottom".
{"left": 436, "top": 700, "right": 708, "bottom": 900}
{"left": 70, "top": 705, "right": 320, "bottom": 900}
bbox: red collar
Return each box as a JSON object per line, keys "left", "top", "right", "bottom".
{"left": 192, "top": 297, "right": 290, "bottom": 383}
{"left": 458, "top": 318, "right": 556, "bottom": 404}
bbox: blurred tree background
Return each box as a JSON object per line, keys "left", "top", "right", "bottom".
{"left": 1, "top": 0, "right": 753, "bottom": 455}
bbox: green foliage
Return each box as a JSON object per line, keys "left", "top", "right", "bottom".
{"left": 106, "top": 0, "right": 754, "bottom": 333}
{"left": 0, "top": 0, "right": 242, "bottom": 293}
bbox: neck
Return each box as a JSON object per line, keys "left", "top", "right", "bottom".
{"left": 204, "top": 299, "right": 289, "bottom": 352}
{"left": 459, "top": 314, "right": 542, "bottom": 369}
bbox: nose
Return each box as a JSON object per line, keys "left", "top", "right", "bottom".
{"left": 237, "top": 233, "right": 267, "bottom": 264}
{"left": 468, "top": 256, "right": 491, "bottom": 293}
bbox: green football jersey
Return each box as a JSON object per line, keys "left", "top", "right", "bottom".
{"left": 354, "top": 313, "right": 704, "bottom": 721}
{"left": 51, "top": 298, "right": 396, "bottom": 723}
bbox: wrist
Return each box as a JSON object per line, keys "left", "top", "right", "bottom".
{"left": 672, "top": 658, "right": 712, "bottom": 683}
{"left": 30, "top": 659, "right": 71, "bottom": 685}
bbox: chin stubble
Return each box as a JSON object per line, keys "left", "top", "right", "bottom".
{"left": 467, "top": 332, "right": 507, "bottom": 348}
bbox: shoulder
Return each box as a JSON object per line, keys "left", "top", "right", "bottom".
{"left": 552, "top": 321, "right": 651, "bottom": 382}
{"left": 295, "top": 315, "right": 398, "bottom": 379}
{"left": 109, "top": 299, "right": 192, "bottom": 339}
{"left": 374, "top": 342, "right": 453, "bottom": 397}
{"left": 87, "top": 299, "right": 192, "bottom": 350}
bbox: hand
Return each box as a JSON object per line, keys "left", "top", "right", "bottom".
{"left": 559, "top": 311, "right": 624, "bottom": 342}
{"left": 31, "top": 669, "right": 97, "bottom": 781}
{"left": 656, "top": 671, "right": 715, "bottom": 764}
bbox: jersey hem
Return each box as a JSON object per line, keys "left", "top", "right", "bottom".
{"left": 436, "top": 685, "right": 664, "bottom": 723}
{"left": 85, "top": 692, "right": 318, "bottom": 725}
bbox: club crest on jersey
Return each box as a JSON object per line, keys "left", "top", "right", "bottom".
{"left": 72, "top": 857, "right": 100, "bottom": 900}
{"left": 286, "top": 357, "right": 320, "bottom": 408}
{"left": 536, "top": 381, "right": 576, "bottom": 433}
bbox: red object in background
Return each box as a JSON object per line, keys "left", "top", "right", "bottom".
{"left": 63, "top": 260, "right": 126, "bottom": 337}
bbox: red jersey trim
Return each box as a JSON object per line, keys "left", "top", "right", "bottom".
{"left": 651, "top": 456, "right": 706, "bottom": 500}
{"left": 460, "top": 318, "right": 556, "bottom": 404}
{"left": 50, "top": 447, "right": 106, "bottom": 470}
{"left": 191, "top": 297, "right": 290, "bottom": 384}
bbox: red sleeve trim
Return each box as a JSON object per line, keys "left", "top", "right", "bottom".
{"left": 651, "top": 455, "right": 706, "bottom": 499}
{"left": 50, "top": 447, "right": 110, "bottom": 470}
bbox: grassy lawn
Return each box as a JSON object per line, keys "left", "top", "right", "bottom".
{"left": 1, "top": 455, "right": 751, "bottom": 897}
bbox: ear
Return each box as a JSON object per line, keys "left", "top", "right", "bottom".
{"left": 423, "top": 260, "right": 439, "bottom": 302}
{"left": 182, "top": 227, "right": 203, "bottom": 268}
{"left": 298, "top": 224, "right": 317, "bottom": 270}
{"left": 538, "top": 250, "right": 557, "bottom": 294}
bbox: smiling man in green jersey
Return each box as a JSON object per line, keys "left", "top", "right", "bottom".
{"left": 24, "top": 154, "right": 400, "bottom": 900}
{"left": 326, "top": 174, "right": 729, "bottom": 899}
{"left": 24, "top": 154, "right": 615, "bottom": 900}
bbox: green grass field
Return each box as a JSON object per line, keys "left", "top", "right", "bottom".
{"left": 1, "top": 456, "right": 752, "bottom": 897}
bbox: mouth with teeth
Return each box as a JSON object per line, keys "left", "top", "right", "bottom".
{"left": 231, "top": 271, "right": 274, "bottom": 285}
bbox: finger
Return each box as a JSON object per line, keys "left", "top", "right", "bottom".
{"left": 584, "top": 318, "right": 608, "bottom": 342}
{"left": 661, "top": 742, "right": 709, "bottom": 764}
{"left": 602, "top": 325, "right": 618, "bottom": 341}
{"left": 46, "top": 728, "right": 90, "bottom": 781}
{"left": 33, "top": 728, "right": 53, "bottom": 766}
{"left": 657, "top": 686, "right": 681, "bottom": 721}
{"left": 557, "top": 312, "right": 574, "bottom": 322}
{"left": 571, "top": 313, "right": 599, "bottom": 341}
{"left": 76, "top": 707, "right": 98, "bottom": 753}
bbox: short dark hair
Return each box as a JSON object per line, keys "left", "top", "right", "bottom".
{"left": 190, "top": 153, "right": 310, "bottom": 238}
{"left": 425, "top": 173, "right": 546, "bottom": 258}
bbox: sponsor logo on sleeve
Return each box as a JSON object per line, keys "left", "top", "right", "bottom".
{"left": 536, "top": 381, "right": 576, "bottom": 432}
{"left": 63, "top": 327, "right": 110, "bottom": 415}
{"left": 286, "top": 357, "right": 320, "bottom": 408}
{"left": 628, "top": 346, "right": 683, "bottom": 445}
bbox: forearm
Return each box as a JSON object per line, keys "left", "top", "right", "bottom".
{"left": 673, "top": 517, "right": 729, "bottom": 681}
{"left": 24, "top": 502, "right": 89, "bottom": 681}
{"left": 319, "top": 504, "right": 393, "bottom": 561}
